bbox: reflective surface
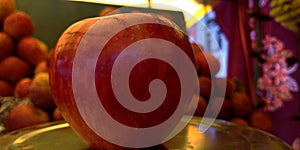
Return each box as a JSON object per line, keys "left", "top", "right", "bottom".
{"left": 0, "top": 117, "right": 292, "bottom": 150}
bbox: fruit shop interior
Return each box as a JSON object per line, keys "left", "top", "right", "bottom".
{"left": 0, "top": 0, "right": 299, "bottom": 149}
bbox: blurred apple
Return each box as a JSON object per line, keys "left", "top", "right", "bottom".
{"left": 198, "top": 76, "right": 212, "bottom": 100}
{"left": 214, "top": 78, "right": 236, "bottom": 98}
{"left": 195, "top": 51, "right": 220, "bottom": 77}
{"left": 17, "top": 37, "right": 48, "bottom": 66}
{"left": 0, "top": 32, "right": 14, "bottom": 61}
{"left": 0, "top": 0, "right": 16, "bottom": 22}
{"left": 0, "top": 56, "right": 32, "bottom": 84}
{"left": 34, "top": 60, "right": 49, "bottom": 74}
{"left": 6, "top": 103, "right": 50, "bottom": 131}
{"left": 14, "top": 77, "right": 32, "bottom": 98}
{"left": 230, "top": 92, "right": 253, "bottom": 118}
{"left": 188, "top": 96, "right": 207, "bottom": 117}
{"left": 195, "top": 96, "right": 207, "bottom": 117}
{"left": 218, "top": 98, "right": 232, "bottom": 119}
{"left": 99, "top": 6, "right": 118, "bottom": 16}
{"left": 209, "top": 96, "right": 232, "bottom": 120}
{"left": 29, "top": 72, "right": 55, "bottom": 110}
{"left": 3, "top": 11, "right": 34, "bottom": 40}
{"left": 249, "top": 111, "right": 273, "bottom": 133}
{"left": 191, "top": 42, "right": 204, "bottom": 54}
{"left": 0, "top": 79, "right": 14, "bottom": 96}
{"left": 52, "top": 107, "right": 64, "bottom": 121}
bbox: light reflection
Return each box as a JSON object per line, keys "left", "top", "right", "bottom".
{"left": 187, "top": 125, "right": 204, "bottom": 149}
{"left": 67, "top": 0, "right": 211, "bottom": 27}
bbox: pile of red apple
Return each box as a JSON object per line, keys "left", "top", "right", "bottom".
{"left": 0, "top": 0, "right": 62, "bottom": 134}
{"left": 192, "top": 42, "right": 273, "bottom": 133}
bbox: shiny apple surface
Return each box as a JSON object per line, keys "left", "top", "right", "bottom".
{"left": 49, "top": 13, "right": 198, "bottom": 149}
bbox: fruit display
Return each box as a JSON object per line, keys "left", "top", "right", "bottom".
{"left": 0, "top": 0, "right": 15, "bottom": 22}
{"left": 0, "top": 0, "right": 63, "bottom": 134}
{"left": 49, "top": 12, "right": 196, "bottom": 149}
{"left": 3, "top": 11, "right": 34, "bottom": 40}
{"left": 192, "top": 42, "right": 273, "bottom": 133}
{"left": 0, "top": 32, "right": 14, "bottom": 60}
{"left": 0, "top": 0, "right": 275, "bottom": 146}
{"left": 5, "top": 102, "right": 50, "bottom": 132}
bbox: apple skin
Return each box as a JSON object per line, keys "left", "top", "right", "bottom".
{"left": 29, "top": 72, "right": 55, "bottom": 110}
{"left": 49, "top": 13, "right": 195, "bottom": 149}
{"left": 0, "top": 0, "right": 16, "bottom": 22}
{"left": 0, "top": 79, "right": 14, "bottom": 96}
{"left": 14, "top": 77, "right": 32, "bottom": 98}
{"left": 198, "top": 76, "right": 212, "bottom": 101}
{"left": 34, "top": 60, "right": 49, "bottom": 74}
{"left": 249, "top": 111, "right": 273, "bottom": 133}
{"left": 214, "top": 78, "right": 236, "bottom": 98}
{"left": 3, "top": 11, "right": 34, "bottom": 40}
{"left": 0, "top": 32, "right": 14, "bottom": 61}
{"left": 193, "top": 96, "right": 207, "bottom": 117}
{"left": 98, "top": 6, "right": 118, "bottom": 17}
{"left": 195, "top": 51, "right": 220, "bottom": 77}
{"left": 230, "top": 92, "right": 253, "bottom": 118}
{"left": 17, "top": 37, "right": 48, "bottom": 66}
{"left": 0, "top": 56, "right": 32, "bottom": 84}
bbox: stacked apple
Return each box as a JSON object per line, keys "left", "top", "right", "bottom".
{"left": 0, "top": 0, "right": 63, "bottom": 134}
{"left": 192, "top": 43, "right": 273, "bottom": 133}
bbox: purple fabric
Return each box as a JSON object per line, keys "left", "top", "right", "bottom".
{"left": 213, "top": 0, "right": 300, "bottom": 145}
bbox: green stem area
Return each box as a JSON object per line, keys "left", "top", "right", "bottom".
{"left": 253, "top": 0, "right": 261, "bottom": 107}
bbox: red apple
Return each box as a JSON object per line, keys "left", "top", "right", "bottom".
{"left": 0, "top": 32, "right": 15, "bottom": 61}
{"left": 191, "top": 42, "right": 204, "bottom": 54}
{"left": 0, "top": 79, "right": 14, "bottom": 96}
{"left": 3, "top": 11, "right": 34, "bottom": 40}
{"left": 198, "top": 76, "right": 212, "bottom": 100}
{"left": 29, "top": 72, "right": 55, "bottom": 110}
{"left": 230, "top": 92, "right": 253, "bottom": 118}
{"left": 209, "top": 96, "right": 232, "bottom": 119}
{"left": 52, "top": 107, "right": 64, "bottom": 121}
{"left": 49, "top": 13, "right": 196, "bottom": 149}
{"left": 17, "top": 37, "right": 48, "bottom": 66}
{"left": 14, "top": 77, "right": 32, "bottom": 98}
{"left": 214, "top": 78, "right": 236, "bottom": 98}
{"left": 0, "top": 56, "right": 32, "bottom": 84}
{"left": 98, "top": 6, "right": 118, "bottom": 16}
{"left": 194, "top": 96, "right": 207, "bottom": 117}
{"left": 6, "top": 103, "right": 50, "bottom": 131}
{"left": 34, "top": 60, "right": 49, "bottom": 74}
{"left": 249, "top": 111, "right": 273, "bottom": 133}
{"left": 195, "top": 51, "right": 220, "bottom": 77}
{"left": 217, "top": 98, "right": 232, "bottom": 119}
{"left": 0, "top": 0, "right": 16, "bottom": 22}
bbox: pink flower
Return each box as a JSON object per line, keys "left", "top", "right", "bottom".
{"left": 249, "top": 18, "right": 256, "bottom": 28}
{"left": 273, "top": 97, "right": 283, "bottom": 108}
{"left": 250, "top": 30, "right": 256, "bottom": 41}
{"left": 275, "top": 41, "right": 284, "bottom": 51}
{"left": 258, "top": 35, "right": 299, "bottom": 111}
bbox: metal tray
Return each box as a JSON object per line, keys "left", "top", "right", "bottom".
{"left": 0, "top": 117, "right": 292, "bottom": 150}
